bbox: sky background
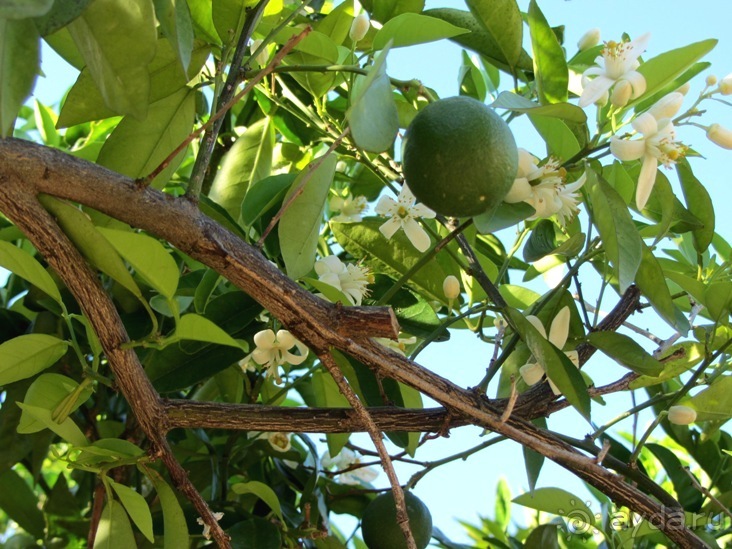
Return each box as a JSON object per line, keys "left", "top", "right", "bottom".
{"left": 27, "top": 0, "right": 732, "bottom": 545}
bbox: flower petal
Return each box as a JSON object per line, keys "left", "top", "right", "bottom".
{"left": 623, "top": 70, "right": 647, "bottom": 99}
{"left": 579, "top": 75, "right": 615, "bottom": 107}
{"left": 397, "top": 184, "right": 417, "bottom": 207}
{"left": 410, "top": 203, "right": 436, "bottom": 219}
{"left": 504, "top": 177, "right": 533, "bottom": 203}
{"left": 636, "top": 155, "right": 659, "bottom": 210}
{"left": 548, "top": 306, "right": 570, "bottom": 349}
{"left": 610, "top": 137, "right": 646, "bottom": 161}
{"left": 632, "top": 112, "right": 658, "bottom": 136}
{"left": 402, "top": 217, "right": 431, "bottom": 252}
{"left": 378, "top": 216, "right": 402, "bottom": 240}
{"left": 374, "top": 195, "right": 396, "bottom": 215}
{"left": 526, "top": 315, "right": 547, "bottom": 339}
{"left": 254, "top": 329, "right": 276, "bottom": 349}
{"left": 520, "top": 362, "right": 545, "bottom": 386}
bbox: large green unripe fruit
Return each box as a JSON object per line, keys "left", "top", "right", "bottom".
{"left": 402, "top": 96, "right": 518, "bottom": 217}
{"left": 361, "top": 490, "right": 433, "bottom": 549}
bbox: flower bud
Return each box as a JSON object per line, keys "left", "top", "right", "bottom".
{"left": 648, "top": 92, "right": 684, "bottom": 120}
{"left": 268, "top": 432, "right": 292, "bottom": 452}
{"left": 519, "top": 362, "right": 544, "bottom": 386}
{"left": 707, "top": 123, "right": 732, "bottom": 150}
{"left": 577, "top": 28, "right": 601, "bottom": 51}
{"left": 349, "top": 12, "right": 370, "bottom": 43}
{"left": 718, "top": 73, "right": 732, "bottom": 95}
{"left": 667, "top": 405, "right": 697, "bottom": 426}
{"left": 705, "top": 74, "right": 718, "bottom": 87}
{"left": 610, "top": 80, "right": 632, "bottom": 107}
{"left": 442, "top": 275, "right": 460, "bottom": 300}
{"left": 676, "top": 82, "right": 691, "bottom": 96}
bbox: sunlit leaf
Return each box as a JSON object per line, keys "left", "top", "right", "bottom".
{"left": 465, "top": 0, "right": 523, "bottom": 69}
{"left": 172, "top": 314, "right": 245, "bottom": 350}
{"left": 15, "top": 403, "right": 88, "bottom": 447}
{"left": 0, "top": 240, "right": 62, "bottom": 304}
{"left": 676, "top": 158, "right": 714, "bottom": 254}
{"left": 0, "top": 334, "right": 68, "bottom": 386}
{"left": 687, "top": 377, "right": 732, "bottom": 422}
{"left": 147, "top": 469, "right": 189, "bottom": 547}
{"left": 109, "top": 481, "right": 155, "bottom": 542}
{"left": 312, "top": 370, "right": 351, "bottom": 457}
{"left": 231, "top": 480, "right": 285, "bottom": 521}
{"left": 372, "top": 13, "right": 468, "bottom": 50}
{"left": 527, "top": 0, "right": 567, "bottom": 104}
{"left": 513, "top": 487, "right": 595, "bottom": 525}
{"left": 587, "top": 332, "right": 663, "bottom": 376}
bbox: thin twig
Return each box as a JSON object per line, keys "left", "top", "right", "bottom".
{"left": 500, "top": 376, "right": 518, "bottom": 423}
{"left": 682, "top": 467, "right": 732, "bottom": 521}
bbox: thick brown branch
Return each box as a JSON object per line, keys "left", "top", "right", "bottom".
{"left": 0, "top": 140, "right": 704, "bottom": 548}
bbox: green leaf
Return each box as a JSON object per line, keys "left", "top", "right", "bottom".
{"left": 398, "top": 381, "right": 423, "bottom": 457}
{"left": 32, "top": 0, "right": 92, "bottom": 36}
{"left": 303, "top": 277, "right": 353, "bottom": 306}
{"left": 231, "top": 480, "right": 284, "bottom": 521}
{"left": 312, "top": 370, "right": 351, "bottom": 457}
{"left": 96, "top": 88, "right": 196, "bottom": 189}
{"left": 96, "top": 227, "right": 179, "bottom": 299}
{"left": 67, "top": 0, "right": 157, "bottom": 119}
{"left": 40, "top": 196, "right": 142, "bottom": 298}
{"left": 365, "top": 0, "right": 424, "bottom": 23}
{"left": 348, "top": 47, "right": 399, "bottom": 153}
{"left": 507, "top": 308, "right": 590, "bottom": 420}
{"left": 171, "top": 313, "right": 245, "bottom": 349}
{"left": 646, "top": 443, "right": 703, "bottom": 511}
{"left": 527, "top": 0, "right": 567, "bottom": 104}
{"left": 491, "top": 92, "right": 586, "bottom": 124}
{"left": 704, "top": 282, "right": 732, "bottom": 323}
{"left": 228, "top": 517, "right": 282, "bottom": 549}
{"left": 93, "top": 500, "right": 137, "bottom": 549}
{"left": 523, "top": 417, "right": 546, "bottom": 493}
{"left": 19, "top": 373, "right": 93, "bottom": 434}
{"left": 459, "top": 50, "right": 489, "bottom": 102}
{"left": 587, "top": 332, "right": 663, "bottom": 376}
{"left": 209, "top": 117, "right": 275, "bottom": 220}
{"left": 0, "top": 240, "right": 62, "bottom": 304}
{"left": 465, "top": 0, "right": 523, "bottom": 69}
{"left": 279, "top": 154, "right": 337, "bottom": 280}
{"left": 109, "top": 481, "right": 154, "bottom": 542}
{"left": 154, "top": 0, "right": 194, "bottom": 72}
{"left": 634, "top": 39, "right": 717, "bottom": 109}
{"left": 513, "top": 487, "right": 595, "bottom": 526}
{"left": 687, "top": 377, "right": 732, "bottom": 422}
{"left": 630, "top": 342, "right": 704, "bottom": 389}
{"left": 676, "top": 159, "right": 714, "bottom": 254}
{"left": 372, "top": 13, "right": 468, "bottom": 50}
{"left": 33, "top": 99, "right": 60, "bottom": 146}
{"left": 331, "top": 219, "right": 459, "bottom": 303}
{"left": 280, "top": 30, "right": 341, "bottom": 98}
{"left": 0, "top": 334, "right": 68, "bottom": 385}
{"left": 241, "top": 173, "right": 296, "bottom": 228}
{"left": 212, "top": 0, "right": 257, "bottom": 45}
{"left": 0, "top": 18, "right": 39, "bottom": 137}
{"left": 16, "top": 403, "right": 88, "bottom": 447}
{"left": 147, "top": 469, "right": 189, "bottom": 548}
{"left": 0, "top": 469, "right": 45, "bottom": 538}
{"left": 529, "top": 115, "right": 582, "bottom": 161}
{"left": 586, "top": 170, "right": 642, "bottom": 293}
{"left": 0, "top": 0, "right": 53, "bottom": 18}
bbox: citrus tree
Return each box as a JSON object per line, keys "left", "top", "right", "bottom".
{"left": 0, "top": 0, "right": 731, "bottom": 548}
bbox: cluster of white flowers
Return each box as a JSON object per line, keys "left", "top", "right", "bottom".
{"left": 239, "top": 329, "right": 308, "bottom": 384}
{"left": 321, "top": 448, "right": 378, "bottom": 485}
{"left": 375, "top": 184, "right": 436, "bottom": 252}
{"left": 518, "top": 306, "right": 579, "bottom": 395}
{"left": 504, "top": 150, "right": 586, "bottom": 225}
{"left": 314, "top": 255, "right": 372, "bottom": 305}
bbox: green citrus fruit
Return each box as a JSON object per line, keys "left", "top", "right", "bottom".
{"left": 361, "top": 490, "right": 433, "bottom": 549}
{"left": 402, "top": 96, "right": 518, "bottom": 217}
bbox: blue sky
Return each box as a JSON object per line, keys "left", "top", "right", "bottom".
{"left": 27, "top": 0, "right": 732, "bottom": 545}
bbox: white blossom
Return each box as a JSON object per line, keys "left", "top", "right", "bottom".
{"left": 330, "top": 193, "right": 368, "bottom": 222}
{"left": 197, "top": 512, "right": 224, "bottom": 540}
{"left": 579, "top": 33, "right": 650, "bottom": 108}
{"left": 375, "top": 185, "right": 436, "bottom": 252}
{"left": 322, "top": 448, "right": 378, "bottom": 485}
{"left": 375, "top": 335, "right": 417, "bottom": 356}
{"left": 577, "top": 28, "right": 601, "bottom": 52}
{"left": 504, "top": 149, "right": 586, "bottom": 225}
{"left": 314, "top": 255, "right": 372, "bottom": 305}
{"left": 239, "top": 329, "right": 308, "bottom": 384}
{"left": 667, "top": 405, "right": 697, "bottom": 425}
{"left": 349, "top": 12, "right": 370, "bottom": 43}
{"left": 247, "top": 431, "right": 292, "bottom": 452}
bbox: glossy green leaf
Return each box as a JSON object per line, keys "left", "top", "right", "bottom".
{"left": 147, "top": 469, "right": 189, "bottom": 548}
{"left": 16, "top": 403, "right": 88, "bottom": 447}
{"left": 372, "top": 13, "right": 468, "bottom": 50}
{"left": 587, "top": 332, "right": 663, "bottom": 376}
{"left": 315, "top": 1, "right": 356, "bottom": 46}
{"left": 212, "top": 0, "right": 257, "bottom": 45}
{"left": 154, "top": 0, "right": 194, "bottom": 72}
{"left": 279, "top": 154, "right": 337, "bottom": 280}
{"left": 19, "top": 373, "right": 93, "bottom": 434}
{"left": 96, "top": 87, "right": 196, "bottom": 189}
{"left": 687, "top": 377, "right": 732, "bottom": 422}
{"left": 0, "top": 240, "right": 62, "bottom": 304}
{"left": 529, "top": 115, "right": 582, "bottom": 161}
{"left": 676, "top": 159, "right": 714, "bottom": 253}
{"left": 646, "top": 443, "right": 703, "bottom": 511}
{"left": 33, "top": 99, "right": 60, "bottom": 146}
{"left": 507, "top": 308, "right": 590, "bottom": 419}
{"left": 523, "top": 417, "right": 546, "bottom": 493}
{"left": 586, "top": 170, "right": 642, "bottom": 293}
{"left": 513, "top": 487, "right": 595, "bottom": 525}
{"left": 109, "top": 481, "right": 154, "bottom": 542}
{"left": 527, "top": 0, "right": 567, "bottom": 104}
{"left": 349, "top": 47, "right": 399, "bottom": 152}
{"left": 41, "top": 196, "right": 142, "bottom": 298}
{"left": 171, "top": 313, "right": 245, "bottom": 349}
{"left": 0, "top": 18, "right": 39, "bottom": 137}
{"left": 465, "top": 0, "right": 523, "bottom": 69}
{"left": 241, "top": 173, "right": 296, "bottom": 228}
{"left": 209, "top": 117, "right": 275, "bottom": 220}
{"left": 704, "top": 281, "right": 732, "bottom": 323}
{"left": 331, "top": 219, "right": 459, "bottom": 303}
{"left": 231, "top": 480, "right": 285, "bottom": 521}
{"left": 630, "top": 342, "right": 704, "bottom": 389}
{"left": 94, "top": 500, "right": 137, "bottom": 549}
{"left": 67, "top": 0, "right": 157, "bottom": 119}
{"left": 0, "top": 0, "right": 52, "bottom": 18}
{"left": 459, "top": 49, "right": 489, "bottom": 102}
{"left": 0, "top": 334, "right": 68, "bottom": 386}
{"left": 491, "top": 92, "right": 586, "bottom": 123}
{"left": 365, "top": 0, "right": 424, "bottom": 23}
{"left": 0, "top": 469, "right": 45, "bottom": 538}
{"left": 281, "top": 30, "right": 341, "bottom": 98}
{"left": 312, "top": 370, "right": 351, "bottom": 456}
{"left": 97, "top": 227, "right": 179, "bottom": 299}
{"left": 635, "top": 39, "right": 717, "bottom": 108}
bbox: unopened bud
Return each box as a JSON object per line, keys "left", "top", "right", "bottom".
{"left": 718, "top": 73, "right": 732, "bottom": 95}
{"left": 577, "top": 28, "right": 601, "bottom": 51}
{"left": 443, "top": 275, "right": 460, "bottom": 300}
{"left": 610, "top": 80, "right": 632, "bottom": 107}
{"left": 676, "top": 82, "right": 691, "bottom": 96}
{"left": 667, "top": 405, "right": 697, "bottom": 425}
{"left": 707, "top": 124, "right": 732, "bottom": 150}
{"left": 648, "top": 92, "right": 684, "bottom": 120}
{"left": 519, "top": 362, "right": 544, "bottom": 386}
{"left": 349, "top": 12, "right": 370, "bottom": 43}
{"left": 705, "top": 74, "right": 718, "bottom": 87}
